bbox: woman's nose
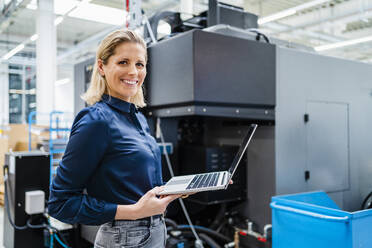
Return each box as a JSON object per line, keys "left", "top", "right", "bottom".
{"left": 127, "top": 64, "right": 138, "bottom": 75}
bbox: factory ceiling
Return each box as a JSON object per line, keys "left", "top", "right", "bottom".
{"left": 0, "top": 0, "right": 371, "bottom": 66}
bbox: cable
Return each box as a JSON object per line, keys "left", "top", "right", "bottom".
{"left": 3, "top": 165, "right": 27, "bottom": 230}
{"left": 50, "top": 231, "right": 54, "bottom": 248}
{"left": 209, "top": 203, "right": 226, "bottom": 230}
{"left": 361, "top": 191, "right": 372, "bottom": 209}
{"left": 181, "top": 231, "right": 222, "bottom": 248}
{"left": 54, "top": 233, "right": 71, "bottom": 248}
{"left": 165, "top": 218, "right": 178, "bottom": 229}
{"left": 156, "top": 118, "right": 204, "bottom": 248}
{"left": 199, "top": 233, "right": 221, "bottom": 248}
{"left": 3, "top": 164, "right": 72, "bottom": 248}
{"left": 3, "top": 165, "right": 51, "bottom": 231}
{"left": 46, "top": 222, "right": 71, "bottom": 248}
{"left": 27, "top": 218, "right": 48, "bottom": 229}
{"left": 176, "top": 225, "right": 231, "bottom": 243}
{"left": 246, "top": 29, "right": 271, "bottom": 43}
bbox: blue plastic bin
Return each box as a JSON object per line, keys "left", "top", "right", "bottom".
{"left": 270, "top": 191, "right": 372, "bottom": 248}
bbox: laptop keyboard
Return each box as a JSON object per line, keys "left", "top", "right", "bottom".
{"left": 186, "top": 172, "right": 221, "bottom": 189}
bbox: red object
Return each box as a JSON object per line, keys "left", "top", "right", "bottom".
{"left": 239, "top": 231, "right": 247, "bottom": 236}
{"left": 126, "top": 0, "right": 129, "bottom": 28}
{"left": 258, "top": 237, "right": 267, "bottom": 242}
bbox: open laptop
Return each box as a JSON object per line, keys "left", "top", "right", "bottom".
{"left": 158, "top": 124, "right": 258, "bottom": 195}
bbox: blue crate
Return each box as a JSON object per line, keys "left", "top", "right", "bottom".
{"left": 270, "top": 191, "right": 372, "bottom": 248}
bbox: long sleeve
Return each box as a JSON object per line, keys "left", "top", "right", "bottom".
{"left": 48, "top": 109, "right": 117, "bottom": 225}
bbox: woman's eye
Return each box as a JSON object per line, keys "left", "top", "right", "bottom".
{"left": 136, "top": 63, "right": 144, "bottom": 67}
{"left": 119, "top": 61, "right": 127, "bottom": 64}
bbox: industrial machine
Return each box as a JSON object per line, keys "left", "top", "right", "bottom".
{"left": 2, "top": 152, "right": 80, "bottom": 248}
{"left": 3, "top": 152, "right": 50, "bottom": 248}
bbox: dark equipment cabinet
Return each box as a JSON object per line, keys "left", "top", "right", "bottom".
{"left": 179, "top": 145, "right": 247, "bottom": 204}
{"left": 3, "top": 152, "right": 50, "bottom": 248}
{"left": 146, "top": 29, "right": 276, "bottom": 120}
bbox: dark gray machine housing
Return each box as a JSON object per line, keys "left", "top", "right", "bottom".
{"left": 208, "top": 0, "right": 258, "bottom": 29}
{"left": 144, "top": 27, "right": 372, "bottom": 232}
{"left": 74, "top": 57, "right": 95, "bottom": 115}
{"left": 146, "top": 29, "right": 275, "bottom": 120}
{"left": 3, "top": 152, "right": 50, "bottom": 248}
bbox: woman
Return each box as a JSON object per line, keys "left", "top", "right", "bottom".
{"left": 48, "top": 29, "right": 182, "bottom": 248}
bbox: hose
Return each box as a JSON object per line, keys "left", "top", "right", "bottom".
{"left": 199, "top": 233, "right": 222, "bottom": 248}
{"left": 361, "top": 191, "right": 372, "bottom": 210}
{"left": 27, "top": 218, "right": 48, "bottom": 229}
{"left": 165, "top": 218, "right": 178, "bottom": 229}
{"left": 181, "top": 231, "right": 222, "bottom": 248}
{"left": 3, "top": 165, "right": 27, "bottom": 230}
{"left": 173, "top": 225, "right": 231, "bottom": 243}
{"left": 54, "top": 233, "right": 71, "bottom": 248}
{"left": 50, "top": 232, "right": 54, "bottom": 248}
{"left": 209, "top": 203, "right": 226, "bottom": 230}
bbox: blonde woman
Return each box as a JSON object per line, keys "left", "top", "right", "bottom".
{"left": 48, "top": 30, "right": 183, "bottom": 248}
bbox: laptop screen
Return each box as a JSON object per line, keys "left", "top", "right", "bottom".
{"left": 227, "top": 124, "right": 258, "bottom": 182}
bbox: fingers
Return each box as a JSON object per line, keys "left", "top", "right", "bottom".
{"left": 160, "top": 194, "right": 182, "bottom": 204}
{"left": 149, "top": 186, "right": 165, "bottom": 196}
{"left": 229, "top": 180, "right": 234, "bottom": 184}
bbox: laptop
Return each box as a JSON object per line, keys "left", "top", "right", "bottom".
{"left": 158, "top": 124, "right": 258, "bottom": 195}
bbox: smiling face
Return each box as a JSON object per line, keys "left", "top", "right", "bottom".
{"left": 97, "top": 42, "right": 147, "bottom": 102}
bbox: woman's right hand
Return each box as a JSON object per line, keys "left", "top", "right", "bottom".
{"left": 133, "top": 186, "right": 181, "bottom": 219}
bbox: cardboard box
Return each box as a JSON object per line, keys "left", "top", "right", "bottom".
{"left": 0, "top": 138, "right": 8, "bottom": 185}
{"left": 3, "top": 124, "right": 48, "bottom": 152}
{"left": 0, "top": 124, "right": 48, "bottom": 184}
{"left": 4, "top": 124, "right": 28, "bottom": 150}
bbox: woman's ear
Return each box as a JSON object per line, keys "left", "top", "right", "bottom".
{"left": 97, "top": 59, "right": 105, "bottom": 77}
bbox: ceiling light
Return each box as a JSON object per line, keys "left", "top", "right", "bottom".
{"left": 30, "top": 34, "right": 39, "bottom": 41}
{"left": 258, "top": 9, "right": 297, "bottom": 25}
{"left": 258, "top": 0, "right": 331, "bottom": 25}
{"left": 55, "top": 78, "right": 70, "bottom": 87}
{"left": 2, "top": 44, "right": 25, "bottom": 60}
{"left": 68, "top": 3, "right": 126, "bottom": 25}
{"left": 315, "top": 35, "right": 372, "bottom": 51}
{"left": 54, "top": 0, "right": 77, "bottom": 16}
{"left": 26, "top": 0, "right": 37, "bottom": 10}
{"left": 54, "top": 16, "right": 64, "bottom": 26}
{"left": 27, "top": 0, "right": 123, "bottom": 26}
{"left": 157, "top": 22, "right": 171, "bottom": 35}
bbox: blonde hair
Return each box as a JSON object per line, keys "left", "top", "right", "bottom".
{"left": 81, "top": 29, "right": 147, "bottom": 107}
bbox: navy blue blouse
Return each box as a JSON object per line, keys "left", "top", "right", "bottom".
{"left": 48, "top": 94, "right": 163, "bottom": 225}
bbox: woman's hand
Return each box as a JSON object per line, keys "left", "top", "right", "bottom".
{"left": 133, "top": 186, "right": 181, "bottom": 219}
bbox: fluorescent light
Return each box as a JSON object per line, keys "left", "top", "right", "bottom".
{"left": 258, "top": 9, "right": 297, "bottom": 25}
{"left": 2, "top": 44, "right": 25, "bottom": 60}
{"left": 157, "top": 22, "right": 171, "bottom": 35}
{"left": 30, "top": 34, "right": 38, "bottom": 41}
{"left": 54, "top": 0, "right": 77, "bottom": 15}
{"left": 54, "top": 16, "right": 64, "bottom": 26}
{"left": 258, "top": 0, "right": 331, "bottom": 25}
{"left": 315, "top": 35, "right": 372, "bottom": 51}
{"left": 68, "top": 3, "right": 126, "bottom": 25}
{"left": 26, "top": 0, "right": 37, "bottom": 10}
{"left": 27, "top": 0, "right": 123, "bottom": 26}
{"left": 55, "top": 78, "right": 70, "bottom": 86}
{"left": 293, "top": 0, "right": 330, "bottom": 11}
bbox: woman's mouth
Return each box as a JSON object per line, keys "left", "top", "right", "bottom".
{"left": 120, "top": 79, "right": 138, "bottom": 85}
